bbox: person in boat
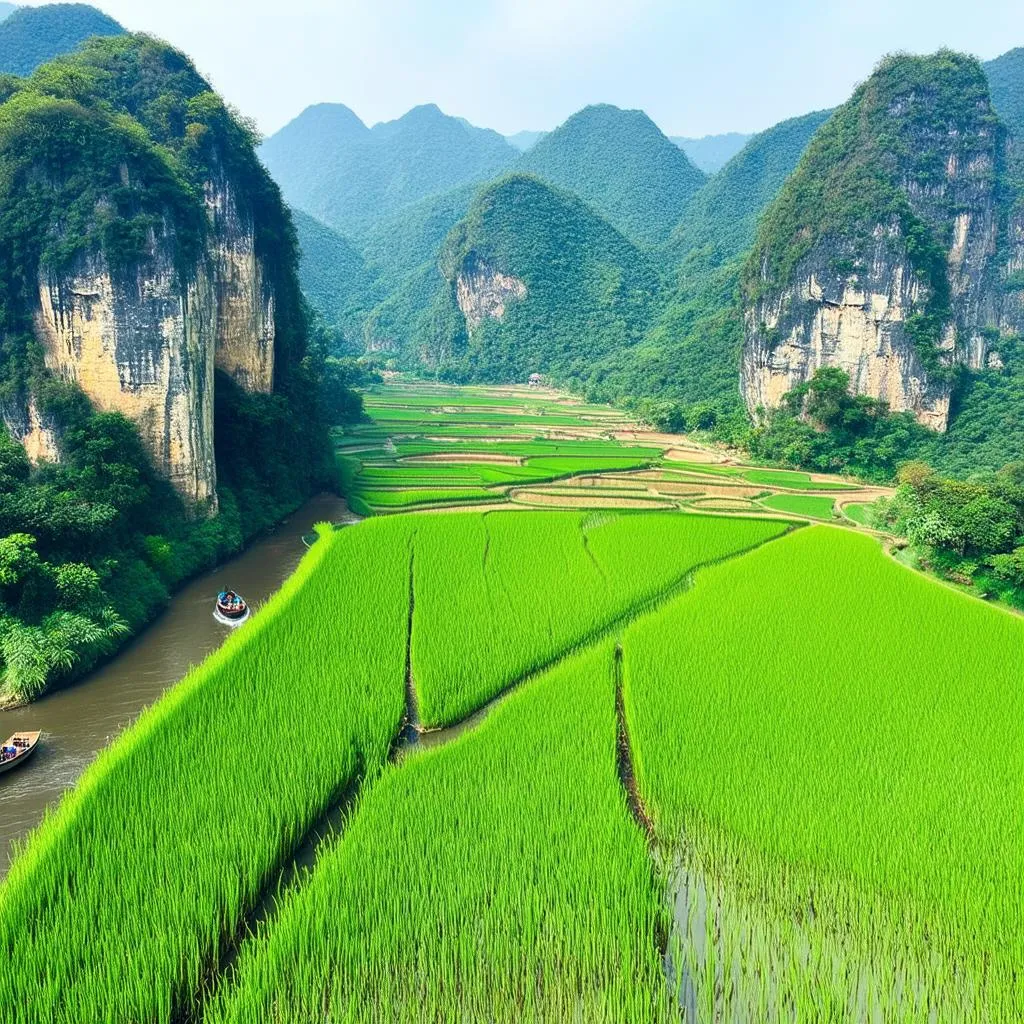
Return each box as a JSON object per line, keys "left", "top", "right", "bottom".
{"left": 1, "top": 744, "right": 16, "bottom": 761}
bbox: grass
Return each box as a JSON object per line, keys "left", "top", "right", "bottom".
{"left": 759, "top": 493, "right": 836, "bottom": 518}
{"left": 842, "top": 502, "right": 873, "bottom": 525}
{"left": 361, "top": 487, "right": 500, "bottom": 509}
{"left": 0, "top": 519, "right": 415, "bottom": 1024}
{"left": 206, "top": 641, "right": 674, "bottom": 1024}
{"left": 622, "top": 526, "right": 1024, "bottom": 1019}
{"left": 743, "top": 468, "right": 857, "bottom": 490}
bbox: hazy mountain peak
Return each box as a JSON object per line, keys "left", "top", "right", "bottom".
{"left": 518, "top": 101, "right": 705, "bottom": 246}
{"left": 0, "top": 3, "right": 124, "bottom": 76}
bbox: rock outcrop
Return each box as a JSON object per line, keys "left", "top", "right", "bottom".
{"left": 206, "top": 169, "right": 276, "bottom": 393}
{"left": 742, "top": 52, "right": 1023, "bottom": 432}
{"left": 455, "top": 255, "right": 527, "bottom": 331}
{"left": 0, "top": 394, "right": 60, "bottom": 465}
{"left": 34, "top": 236, "right": 219, "bottom": 507}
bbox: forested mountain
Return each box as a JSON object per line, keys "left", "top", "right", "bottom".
{"left": 359, "top": 183, "right": 476, "bottom": 290}
{"left": 402, "top": 174, "right": 662, "bottom": 381}
{"left": 519, "top": 105, "right": 705, "bottom": 246}
{"left": 292, "top": 210, "right": 381, "bottom": 347}
{"left": 985, "top": 47, "right": 1024, "bottom": 136}
{"left": 741, "top": 50, "right": 1024, "bottom": 475}
{"left": 260, "top": 103, "right": 516, "bottom": 236}
{"left": 671, "top": 132, "right": 752, "bottom": 173}
{"left": 668, "top": 109, "right": 833, "bottom": 270}
{"left": 0, "top": 3, "right": 122, "bottom": 75}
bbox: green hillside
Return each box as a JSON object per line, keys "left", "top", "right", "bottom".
{"left": 985, "top": 46, "right": 1024, "bottom": 137}
{"left": 671, "top": 131, "right": 752, "bottom": 173}
{"left": 668, "top": 109, "right": 831, "bottom": 270}
{"left": 260, "top": 102, "right": 516, "bottom": 236}
{"left": 292, "top": 209, "right": 381, "bottom": 346}
{"left": 0, "top": 3, "right": 123, "bottom": 75}
{"left": 519, "top": 104, "right": 705, "bottom": 246}
{"left": 359, "top": 182, "right": 475, "bottom": 288}
{"left": 425, "top": 174, "right": 662, "bottom": 381}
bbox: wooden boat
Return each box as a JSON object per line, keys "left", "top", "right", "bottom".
{"left": 0, "top": 731, "right": 40, "bottom": 776}
{"left": 214, "top": 590, "right": 250, "bottom": 627}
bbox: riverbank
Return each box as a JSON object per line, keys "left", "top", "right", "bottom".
{"left": 0, "top": 493, "right": 353, "bottom": 875}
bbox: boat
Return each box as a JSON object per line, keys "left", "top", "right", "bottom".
{"left": 0, "top": 731, "right": 41, "bottom": 776}
{"left": 214, "top": 590, "right": 250, "bottom": 627}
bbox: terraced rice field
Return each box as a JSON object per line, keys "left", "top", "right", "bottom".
{"left": 3, "top": 381, "right": 1019, "bottom": 1022}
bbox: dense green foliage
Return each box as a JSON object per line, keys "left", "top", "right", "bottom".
{"left": 291, "top": 208, "right": 380, "bottom": 346}
{"left": 260, "top": 102, "right": 516, "bottom": 236}
{"left": 668, "top": 109, "right": 831, "bottom": 270}
{"left": 985, "top": 46, "right": 1024, "bottom": 137}
{"left": 0, "top": 3, "right": 123, "bottom": 76}
{"left": 519, "top": 104, "right": 706, "bottom": 247}
{"left": 671, "top": 131, "right": 752, "bottom": 174}
{"left": 624, "top": 527, "right": 1023, "bottom": 1018}
{"left": 873, "top": 461, "right": 1024, "bottom": 608}
{"left": 745, "top": 368, "right": 935, "bottom": 481}
{"left": 0, "top": 521, "right": 411, "bottom": 1023}
{"left": 427, "top": 174, "right": 661, "bottom": 382}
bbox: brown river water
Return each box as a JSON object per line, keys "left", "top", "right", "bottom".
{"left": 0, "top": 492, "right": 352, "bottom": 877}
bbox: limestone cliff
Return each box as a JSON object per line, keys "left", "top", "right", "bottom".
{"left": 34, "top": 235, "right": 218, "bottom": 507}
{"left": 0, "top": 394, "right": 61, "bottom": 465}
{"left": 205, "top": 167, "right": 276, "bottom": 393}
{"left": 741, "top": 52, "right": 1022, "bottom": 431}
{"left": 455, "top": 255, "right": 527, "bottom": 332}
{"left": 0, "top": 34, "right": 301, "bottom": 512}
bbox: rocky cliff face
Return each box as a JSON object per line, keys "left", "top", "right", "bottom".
{"left": 742, "top": 52, "right": 1022, "bottom": 432}
{"left": 34, "top": 233, "right": 219, "bottom": 507}
{"left": 206, "top": 169, "right": 276, "bottom": 393}
{"left": 20, "top": 173, "right": 281, "bottom": 508}
{"left": 455, "top": 255, "right": 527, "bottom": 332}
{"left": 0, "top": 394, "right": 60, "bottom": 465}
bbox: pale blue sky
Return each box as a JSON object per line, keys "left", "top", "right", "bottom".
{"left": 19, "top": 0, "right": 1024, "bottom": 137}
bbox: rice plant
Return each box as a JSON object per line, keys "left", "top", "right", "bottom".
{"left": 206, "top": 640, "right": 674, "bottom": 1024}
{"left": 623, "top": 525, "right": 1024, "bottom": 1019}
{"left": 0, "top": 518, "right": 415, "bottom": 1024}
{"left": 411, "top": 511, "right": 786, "bottom": 726}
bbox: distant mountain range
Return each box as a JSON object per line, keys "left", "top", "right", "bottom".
{"left": 670, "top": 132, "right": 752, "bottom": 173}
{"left": 0, "top": 3, "right": 123, "bottom": 75}
{"left": 259, "top": 103, "right": 516, "bottom": 237}
{"left": 0, "top": 4, "right": 17, "bottom": 24}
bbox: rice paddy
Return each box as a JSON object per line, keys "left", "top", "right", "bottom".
{"left": 2, "top": 380, "right": 1019, "bottom": 1022}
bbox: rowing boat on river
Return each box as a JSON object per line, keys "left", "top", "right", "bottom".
{"left": 0, "top": 732, "right": 40, "bottom": 776}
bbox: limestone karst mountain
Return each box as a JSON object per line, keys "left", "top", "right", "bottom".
{"left": 518, "top": 104, "right": 706, "bottom": 247}
{"left": 741, "top": 51, "right": 1023, "bottom": 432}
{"left": 0, "top": 34, "right": 318, "bottom": 508}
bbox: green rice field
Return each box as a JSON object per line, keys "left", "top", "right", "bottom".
{"left": 1, "top": 381, "right": 1019, "bottom": 1022}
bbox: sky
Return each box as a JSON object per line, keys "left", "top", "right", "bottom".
{"left": 18, "top": 0, "right": 1024, "bottom": 138}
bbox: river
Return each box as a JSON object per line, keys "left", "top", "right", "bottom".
{"left": 0, "top": 492, "right": 353, "bottom": 877}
